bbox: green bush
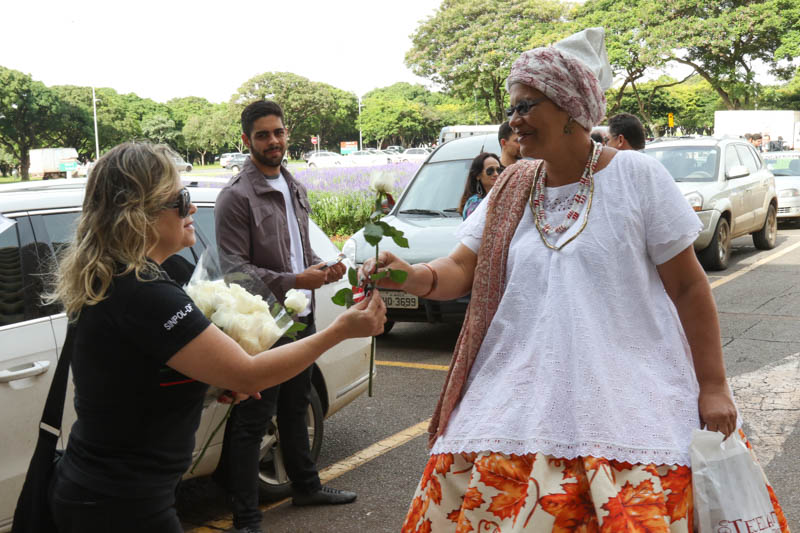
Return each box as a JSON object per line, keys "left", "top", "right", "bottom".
{"left": 308, "top": 191, "right": 374, "bottom": 236}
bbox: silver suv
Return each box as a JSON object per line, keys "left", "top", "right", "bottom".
{"left": 643, "top": 137, "right": 778, "bottom": 270}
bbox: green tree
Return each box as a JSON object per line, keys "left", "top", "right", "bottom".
{"left": 183, "top": 106, "right": 231, "bottom": 165}
{"left": 644, "top": 0, "right": 800, "bottom": 109}
{"left": 406, "top": 0, "right": 571, "bottom": 123}
{"left": 573, "top": 0, "right": 672, "bottom": 117}
{"left": 233, "top": 72, "right": 336, "bottom": 143}
{"left": 141, "top": 113, "right": 181, "bottom": 149}
{"left": 49, "top": 85, "right": 96, "bottom": 160}
{"left": 0, "top": 67, "right": 62, "bottom": 180}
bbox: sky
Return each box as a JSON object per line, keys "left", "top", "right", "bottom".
{"left": 1, "top": 0, "right": 441, "bottom": 103}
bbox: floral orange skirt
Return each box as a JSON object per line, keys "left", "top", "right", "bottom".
{"left": 402, "top": 431, "right": 789, "bottom": 533}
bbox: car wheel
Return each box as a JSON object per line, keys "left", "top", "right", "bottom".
{"left": 698, "top": 217, "right": 731, "bottom": 271}
{"left": 308, "top": 163, "right": 316, "bottom": 168}
{"left": 257, "top": 385, "right": 324, "bottom": 500}
{"left": 752, "top": 204, "right": 778, "bottom": 250}
{"left": 378, "top": 320, "right": 395, "bottom": 336}
{"left": 186, "top": 166, "right": 192, "bottom": 172}
{"left": 231, "top": 165, "right": 240, "bottom": 173}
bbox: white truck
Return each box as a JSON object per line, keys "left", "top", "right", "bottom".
{"left": 714, "top": 110, "right": 800, "bottom": 150}
{"left": 28, "top": 147, "right": 80, "bottom": 179}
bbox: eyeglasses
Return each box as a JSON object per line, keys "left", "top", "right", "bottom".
{"left": 164, "top": 187, "right": 191, "bottom": 218}
{"left": 484, "top": 166, "right": 504, "bottom": 176}
{"left": 505, "top": 98, "right": 546, "bottom": 118}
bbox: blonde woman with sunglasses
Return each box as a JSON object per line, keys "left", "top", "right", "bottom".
{"left": 44, "top": 142, "right": 386, "bottom": 533}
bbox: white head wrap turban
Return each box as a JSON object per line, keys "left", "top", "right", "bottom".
{"left": 506, "top": 27, "right": 613, "bottom": 129}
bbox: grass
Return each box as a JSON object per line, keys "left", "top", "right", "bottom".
{"left": 0, "top": 175, "right": 43, "bottom": 184}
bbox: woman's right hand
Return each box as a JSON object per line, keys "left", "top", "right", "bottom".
{"left": 334, "top": 289, "right": 387, "bottom": 338}
{"left": 360, "top": 251, "right": 413, "bottom": 291}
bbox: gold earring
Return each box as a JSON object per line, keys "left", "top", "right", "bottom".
{"left": 563, "top": 117, "right": 574, "bottom": 135}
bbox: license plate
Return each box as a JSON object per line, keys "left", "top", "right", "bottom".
{"left": 380, "top": 291, "right": 419, "bottom": 309}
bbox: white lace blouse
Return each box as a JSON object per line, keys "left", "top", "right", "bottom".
{"left": 431, "top": 150, "right": 706, "bottom": 466}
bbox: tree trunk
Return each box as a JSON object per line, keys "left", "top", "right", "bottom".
{"left": 199, "top": 151, "right": 206, "bottom": 166}
{"left": 20, "top": 150, "right": 30, "bottom": 181}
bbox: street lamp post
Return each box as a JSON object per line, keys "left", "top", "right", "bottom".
{"left": 92, "top": 87, "right": 100, "bottom": 160}
{"left": 358, "top": 96, "right": 363, "bottom": 151}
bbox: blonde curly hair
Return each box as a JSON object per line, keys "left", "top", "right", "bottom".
{"left": 48, "top": 142, "right": 181, "bottom": 318}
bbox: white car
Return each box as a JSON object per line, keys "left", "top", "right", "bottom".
{"left": 762, "top": 151, "right": 800, "bottom": 221}
{"left": 643, "top": 137, "right": 778, "bottom": 270}
{"left": 306, "top": 151, "right": 344, "bottom": 168}
{"left": 342, "top": 150, "right": 393, "bottom": 167}
{"left": 0, "top": 180, "right": 372, "bottom": 530}
{"left": 399, "top": 148, "right": 431, "bottom": 163}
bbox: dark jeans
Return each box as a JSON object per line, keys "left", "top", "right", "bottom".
{"left": 214, "top": 319, "right": 321, "bottom": 529}
{"left": 49, "top": 463, "right": 182, "bottom": 533}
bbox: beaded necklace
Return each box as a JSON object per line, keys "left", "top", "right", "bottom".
{"left": 529, "top": 141, "right": 602, "bottom": 250}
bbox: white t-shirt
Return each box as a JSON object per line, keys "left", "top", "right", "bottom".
{"left": 432, "top": 150, "right": 709, "bottom": 466}
{"left": 267, "top": 174, "right": 311, "bottom": 317}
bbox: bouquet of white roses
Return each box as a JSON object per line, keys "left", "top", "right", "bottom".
{"left": 184, "top": 249, "right": 309, "bottom": 472}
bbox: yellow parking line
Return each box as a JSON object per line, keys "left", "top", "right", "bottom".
{"left": 376, "top": 360, "right": 449, "bottom": 371}
{"left": 710, "top": 240, "right": 800, "bottom": 290}
{"left": 186, "top": 419, "right": 430, "bottom": 532}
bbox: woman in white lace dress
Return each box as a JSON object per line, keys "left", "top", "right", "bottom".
{"left": 367, "top": 28, "right": 789, "bottom": 532}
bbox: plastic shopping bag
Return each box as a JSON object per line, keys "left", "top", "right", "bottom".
{"left": 690, "top": 429, "right": 781, "bottom": 533}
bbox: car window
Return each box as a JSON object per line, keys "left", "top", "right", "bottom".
{"left": 763, "top": 154, "right": 800, "bottom": 176}
{"left": 642, "top": 146, "right": 719, "bottom": 182}
{"left": 0, "top": 217, "right": 56, "bottom": 327}
{"left": 748, "top": 145, "right": 762, "bottom": 169}
{"left": 38, "top": 212, "right": 79, "bottom": 258}
{"left": 396, "top": 159, "right": 470, "bottom": 215}
{"left": 735, "top": 145, "right": 758, "bottom": 175}
{"left": 725, "top": 145, "right": 741, "bottom": 176}
{"left": 194, "top": 206, "right": 217, "bottom": 253}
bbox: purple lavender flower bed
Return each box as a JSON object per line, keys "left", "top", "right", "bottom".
{"left": 293, "top": 162, "right": 419, "bottom": 195}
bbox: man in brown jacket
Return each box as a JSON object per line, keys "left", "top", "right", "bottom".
{"left": 213, "top": 100, "right": 352, "bottom": 533}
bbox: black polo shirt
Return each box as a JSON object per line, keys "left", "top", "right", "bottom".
{"left": 59, "top": 261, "right": 211, "bottom": 499}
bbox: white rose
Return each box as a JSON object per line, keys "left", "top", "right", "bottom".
{"left": 185, "top": 280, "right": 225, "bottom": 317}
{"left": 369, "top": 171, "right": 394, "bottom": 194}
{"left": 284, "top": 289, "right": 309, "bottom": 315}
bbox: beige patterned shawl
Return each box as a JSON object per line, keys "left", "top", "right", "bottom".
{"left": 428, "top": 159, "right": 543, "bottom": 448}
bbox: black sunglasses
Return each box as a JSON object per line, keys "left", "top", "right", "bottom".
{"left": 485, "top": 166, "right": 504, "bottom": 176}
{"left": 505, "top": 97, "right": 546, "bottom": 118}
{"left": 164, "top": 187, "right": 191, "bottom": 218}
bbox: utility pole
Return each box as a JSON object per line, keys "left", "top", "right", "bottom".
{"left": 358, "top": 96, "right": 363, "bottom": 151}
{"left": 92, "top": 87, "right": 100, "bottom": 160}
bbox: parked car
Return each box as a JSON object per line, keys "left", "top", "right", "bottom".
{"left": 0, "top": 180, "right": 372, "bottom": 528}
{"left": 761, "top": 151, "right": 800, "bottom": 221}
{"left": 342, "top": 150, "right": 393, "bottom": 167}
{"left": 223, "top": 153, "right": 249, "bottom": 173}
{"left": 385, "top": 145, "right": 405, "bottom": 154}
{"left": 307, "top": 151, "right": 345, "bottom": 168}
{"left": 219, "top": 152, "right": 240, "bottom": 167}
{"left": 342, "top": 133, "right": 502, "bottom": 333}
{"left": 172, "top": 156, "right": 193, "bottom": 173}
{"left": 643, "top": 136, "right": 778, "bottom": 270}
{"left": 399, "top": 148, "right": 431, "bottom": 163}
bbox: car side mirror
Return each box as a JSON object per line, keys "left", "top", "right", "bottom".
{"left": 726, "top": 164, "right": 749, "bottom": 179}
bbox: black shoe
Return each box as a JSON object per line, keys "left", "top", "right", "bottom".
{"left": 292, "top": 486, "right": 357, "bottom": 506}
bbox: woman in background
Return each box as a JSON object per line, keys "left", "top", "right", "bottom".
{"left": 459, "top": 152, "right": 503, "bottom": 219}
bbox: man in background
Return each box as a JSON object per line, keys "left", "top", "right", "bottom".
{"left": 214, "top": 100, "right": 353, "bottom": 533}
{"left": 498, "top": 121, "right": 522, "bottom": 167}
{"left": 607, "top": 113, "right": 646, "bottom": 151}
